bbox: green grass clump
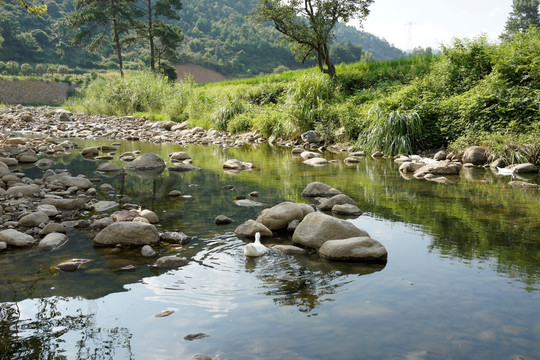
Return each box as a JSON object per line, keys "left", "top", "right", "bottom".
{"left": 358, "top": 105, "right": 424, "bottom": 155}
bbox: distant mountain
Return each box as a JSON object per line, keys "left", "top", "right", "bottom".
{"left": 0, "top": 0, "right": 404, "bottom": 76}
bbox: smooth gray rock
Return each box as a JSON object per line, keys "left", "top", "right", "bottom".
{"left": 215, "top": 215, "right": 234, "bottom": 225}
{"left": 223, "top": 159, "right": 253, "bottom": 170}
{"left": 19, "top": 212, "right": 49, "bottom": 227}
{"left": 39, "top": 222, "right": 67, "bottom": 235}
{"left": 319, "top": 237, "right": 387, "bottom": 262}
{"left": 317, "top": 194, "right": 357, "bottom": 211}
{"left": 41, "top": 198, "right": 85, "bottom": 210}
{"left": 256, "top": 202, "right": 313, "bottom": 230}
{"left": 81, "top": 147, "right": 99, "bottom": 156}
{"left": 167, "top": 163, "right": 199, "bottom": 172}
{"left": 55, "top": 259, "right": 91, "bottom": 272}
{"left": 508, "top": 181, "right": 539, "bottom": 189}
{"left": 301, "top": 130, "right": 321, "bottom": 143}
{"left": 92, "top": 201, "right": 119, "bottom": 212}
{"left": 303, "top": 157, "right": 328, "bottom": 166}
{"left": 38, "top": 232, "right": 68, "bottom": 251}
{"left": 138, "top": 209, "right": 159, "bottom": 223}
{"left": 433, "top": 151, "right": 447, "bottom": 161}
{"left": 300, "top": 151, "right": 321, "bottom": 160}
{"left": 0, "top": 229, "right": 35, "bottom": 247}
{"left": 273, "top": 244, "right": 306, "bottom": 255}
{"left": 141, "top": 245, "right": 156, "bottom": 257}
{"left": 52, "top": 175, "right": 93, "bottom": 189}
{"left": 155, "top": 256, "right": 189, "bottom": 269}
{"left": 169, "top": 151, "right": 191, "bottom": 161}
{"left": 160, "top": 231, "right": 191, "bottom": 244}
{"left": 0, "top": 242, "right": 6, "bottom": 251}
{"left": 332, "top": 204, "right": 363, "bottom": 216}
{"left": 414, "top": 161, "right": 461, "bottom": 178}
{"left": 6, "top": 184, "right": 40, "bottom": 196}
{"left": 37, "top": 204, "right": 59, "bottom": 217}
{"left": 399, "top": 162, "right": 425, "bottom": 173}
{"left": 96, "top": 162, "right": 121, "bottom": 172}
{"left": 462, "top": 146, "right": 488, "bottom": 165}
{"left": 513, "top": 163, "right": 539, "bottom": 174}
{"left": 301, "top": 182, "right": 341, "bottom": 198}
{"left": 93, "top": 222, "right": 160, "bottom": 246}
{"left": 124, "top": 153, "right": 166, "bottom": 170}
{"left": 292, "top": 212, "right": 369, "bottom": 249}
{"left": 234, "top": 219, "right": 273, "bottom": 238}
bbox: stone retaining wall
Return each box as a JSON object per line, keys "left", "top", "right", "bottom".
{"left": 0, "top": 80, "right": 72, "bottom": 105}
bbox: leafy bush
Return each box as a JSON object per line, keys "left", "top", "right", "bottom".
{"left": 228, "top": 111, "right": 256, "bottom": 134}
{"left": 358, "top": 105, "right": 424, "bottom": 155}
{"left": 253, "top": 107, "right": 295, "bottom": 138}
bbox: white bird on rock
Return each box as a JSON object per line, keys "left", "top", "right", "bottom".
{"left": 243, "top": 232, "right": 267, "bottom": 257}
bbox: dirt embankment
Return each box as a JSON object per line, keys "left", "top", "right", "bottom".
{"left": 175, "top": 64, "right": 227, "bottom": 84}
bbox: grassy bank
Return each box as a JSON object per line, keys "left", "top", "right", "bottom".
{"left": 66, "top": 28, "right": 540, "bottom": 164}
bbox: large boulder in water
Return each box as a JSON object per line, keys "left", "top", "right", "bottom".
{"left": 234, "top": 219, "right": 273, "bottom": 238}
{"left": 413, "top": 161, "right": 461, "bottom": 178}
{"left": 301, "top": 182, "right": 341, "bottom": 198}
{"left": 124, "top": 153, "right": 166, "bottom": 171}
{"left": 319, "top": 237, "right": 387, "bottom": 262}
{"left": 93, "top": 221, "right": 160, "bottom": 247}
{"left": 292, "top": 212, "right": 369, "bottom": 249}
{"left": 256, "top": 202, "right": 314, "bottom": 230}
{"left": 462, "top": 146, "right": 488, "bottom": 165}
{"left": 317, "top": 194, "right": 357, "bottom": 211}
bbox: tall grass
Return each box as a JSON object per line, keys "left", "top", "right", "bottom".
{"left": 358, "top": 105, "right": 424, "bottom": 155}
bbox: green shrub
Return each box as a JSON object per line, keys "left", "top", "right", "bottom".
{"left": 227, "top": 111, "right": 256, "bottom": 134}
{"left": 253, "top": 107, "right": 295, "bottom": 138}
{"left": 285, "top": 73, "right": 338, "bottom": 131}
{"left": 358, "top": 105, "right": 424, "bottom": 155}
{"left": 212, "top": 96, "right": 246, "bottom": 131}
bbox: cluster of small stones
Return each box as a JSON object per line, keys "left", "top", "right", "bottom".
{"left": 233, "top": 181, "right": 387, "bottom": 263}
{"left": 394, "top": 146, "right": 539, "bottom": 188}
{"left": 0, "top": 106, "right": 312, "bottom": 149}
{"left": 0, "top": 134, "right": 193, "bottom": 271}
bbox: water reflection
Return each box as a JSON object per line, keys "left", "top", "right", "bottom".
{"left": 0, "top": 298, "right": 133, "bottom": 360}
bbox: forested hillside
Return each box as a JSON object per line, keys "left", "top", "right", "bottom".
{"left": 0, "top": 0, "right": 404, "bottom": 76}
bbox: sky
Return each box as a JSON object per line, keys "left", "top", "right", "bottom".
{"left": 355, "top": 0, "right": 513, "bottom": 51}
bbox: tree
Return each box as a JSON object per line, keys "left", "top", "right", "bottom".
{"left": 252, "top": 0, "right": 374, "bottom": 78}
{"left": 6, "top": 60, "right": 18, "bottom": 74}
{"left": 501, "top": 0, "right": 540, "bottom": 41}
{"left": 134, "top": 0, "right": 183, "bottom": 71}
{"left": 0, "top": 0, "right": 47, "bottom": 14}
{"left": 35, "top": 63, "right": 46, "bottom": 75}
{"left": 20, "top": 62, "right": 32, "bottom": 75}
{"left": 68, "top": 0, "right": 139, "bottom": 76}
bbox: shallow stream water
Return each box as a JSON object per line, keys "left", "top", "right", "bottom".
{"left": 1, "top": 140, "right": 539, "bottom": 360}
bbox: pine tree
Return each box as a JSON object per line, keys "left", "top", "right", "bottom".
{"left": 501, "top": 0, "right": 540, "bottom": 41}
{"left": 68, "top": 0, "right": 139, "bottom": 76}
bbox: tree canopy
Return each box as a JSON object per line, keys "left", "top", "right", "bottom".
{"left": 252, "top": 0, "right": 374, "bottom": 78}
{"left": 1, "top": 0, "right": 46, "bottom": 14}
{"left": 501, "top": 0, "right": 540, "bottom": 41}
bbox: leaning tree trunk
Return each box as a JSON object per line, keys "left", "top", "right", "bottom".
{"left": 316, "top": 43, "right": 336, "bottom": 79}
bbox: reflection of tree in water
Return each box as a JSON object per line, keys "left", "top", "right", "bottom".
{"left": 0, "top": 296, "right": 133, "bottom": 360}
{"left": 252, "top": 255, "right": 385, "bottom": 313}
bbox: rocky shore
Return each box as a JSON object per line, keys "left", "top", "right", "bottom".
{"left": 0, "top": 106, "right": 538, "bottom": 269}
